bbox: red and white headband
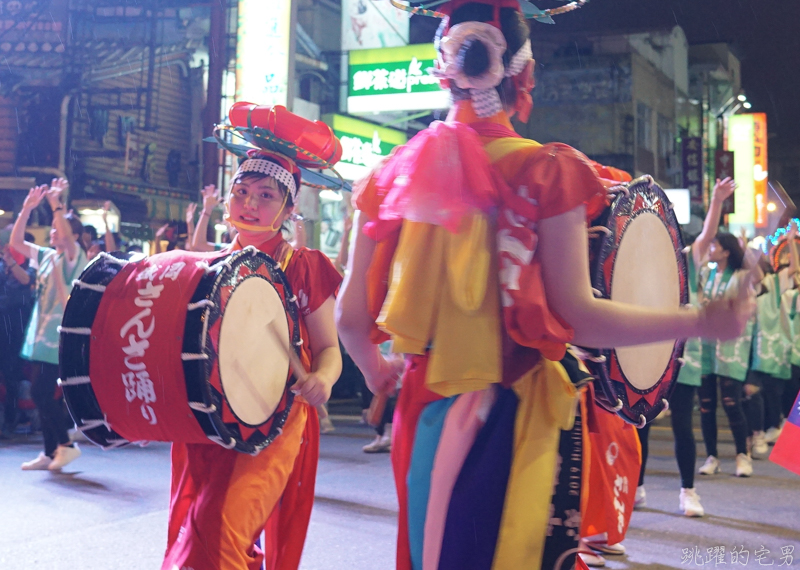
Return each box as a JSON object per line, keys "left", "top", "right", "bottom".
{"left": 234, "top": 158, "right": 298, "bottom": 202}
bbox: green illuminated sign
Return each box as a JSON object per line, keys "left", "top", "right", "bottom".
{"left": 325, "top": 114, "right": 407, "bottom": 181}
{"left": 347, "top": 44, "right": 450, "bottom": 113}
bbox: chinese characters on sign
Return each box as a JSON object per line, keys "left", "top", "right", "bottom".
{"left": 236, "top": 0, "right": 292, "bottom": 106}
{"left": 680, "top": 544, "right": 794, "bottom": 566}
{"left": 347, "top": 44, "right": 450, "bottom": 113}
{"left": 682, "top": 137, "right": 703, "bottom": 202}
{"left": 325, "top": 114, "right": 407, "bottom": 181}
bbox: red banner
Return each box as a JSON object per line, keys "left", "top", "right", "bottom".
{"left": 770, "top": 390, "right": 800, "bottom": 476}
{"left": 89, "top": 250, "right": 210, "bottom": 443}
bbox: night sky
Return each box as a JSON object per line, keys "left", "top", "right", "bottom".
{"left": 412, "top": 0, "right": 800, "bottom": 151}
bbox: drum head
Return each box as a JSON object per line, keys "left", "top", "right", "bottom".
{"left": 585, "top": 177, "right": 688, "bottom": 425}
{"left": 611, "top": 212, "right": 681, "bottom": 391}
{"left": 219, "top": 277, "right": 291, "bottom": 426}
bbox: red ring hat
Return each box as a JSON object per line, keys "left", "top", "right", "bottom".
{"left": 211, "top": 102, "right": 350, "bottom": 192}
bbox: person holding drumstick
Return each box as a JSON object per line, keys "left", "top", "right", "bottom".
{"left": 10, "top": 179, "right": 89, "bottom": 471}
{"left": 162, "top": 144, "right": 343, "bottom": 570}
{"left": 336, "top": 2, "right": 754, "bottom": 568}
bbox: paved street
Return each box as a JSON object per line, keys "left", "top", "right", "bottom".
{"left": 1, "top": 406, "right": 798, "bottom": 569}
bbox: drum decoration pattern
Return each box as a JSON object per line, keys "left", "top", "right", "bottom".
{"left": 582, "top": 175, "right": 689, "bottom": 426}
{"left": 58, "top": 247, "right": 302, "bottom": 455}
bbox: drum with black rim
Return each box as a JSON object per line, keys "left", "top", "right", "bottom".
{"left": 580, "top": 175, "right": 688, "bottom": 426}
{"left": 59, "top": 247, "right": 302, "bottom": 455}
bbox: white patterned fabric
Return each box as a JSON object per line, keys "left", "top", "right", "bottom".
{"left": 235, "top": 159, "right": 297, "bottom": 201}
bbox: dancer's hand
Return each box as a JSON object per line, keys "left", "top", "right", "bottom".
{"left": 365, "top": 353, "right": 404, "bottom": 396}
{"left": 698, "top": 268, "right": 756, "bottom": 341}
{"left": 291, "top": 372, "right": 333, "bottom": 407}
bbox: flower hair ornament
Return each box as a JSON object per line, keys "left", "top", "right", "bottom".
{"left": 433, "top": 21, "right": 533, "bottom": 118}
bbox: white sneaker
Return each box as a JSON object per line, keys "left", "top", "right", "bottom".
{"left": 698, "top": 455, "right": 720, "bottom": 475}
{"left": 679, "top": 487, "right": 705, "bottom": 517}
{"left": 735, "top": 453, "right": 753, "bottom": 477}
{"left": 319, "top": 416, "right": 335, "bottom": 434}
{"left": 634, "top": 485, "right": 646, "bottom": 509}
{"left": 21, "top": 452, "right": 52, "bottom": 471}
{"left": 751, "top": 431, "right": 769, "bottom": 456}
{"left": 765, "top": 426, "right": 782, "bottom": 444}
{"left": 49, "top": 444, "right": 81, "bottom": 471}
{"left": 362, "top": 434, "right": 391, "bottom": 453}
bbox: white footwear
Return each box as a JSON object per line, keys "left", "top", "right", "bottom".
{"left": 735, "top": 453, "right": 753, "bottom": 477}
{"left": 751, "top": 431, "right": 769, "bottom": 456}
{"left": 319, "top": 416, "right": 335, "bottom": 434}
{"left": 578, "top": 548, "right": 606, "bottom": 567}
{"left": 698, "top": 455, "right": 720, "bottom": 475}
{"left": 49, "top": 444, "right": 81, "bottom": 471}
{"left": 586, "top": 541, "right": 626, "bottom": 556}
{"left": 634, "top": 485, "right": 646, "bottom": 509}
{"left": 21, "top": 452, "right": 52, "bottom": 471}
{"left": 679, "top": 487, "right": 705, "bottom": 517}
{"left": 362, "top": 434, "right": 391, "bottom": 453}
{"left": 765, "top": 426, "right": 782, "bottom": 444}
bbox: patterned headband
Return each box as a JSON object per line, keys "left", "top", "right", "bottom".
{"left": 235, "top": 159, "right": 298, "bottom": 201}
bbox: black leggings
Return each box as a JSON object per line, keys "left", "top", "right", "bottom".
{"left": 699, "top": 374, "right": 749, "bottom": 457}
{"left": 669, "top": 383, "right": 697, "bottom": 489}
{"left": 785, "top": 366, "right": 800, "bottom": 419}
{"left": 30, "top": 361, "right": 71, "bottom": 457}
{"left": 743, "top": 372, "right": 765, "bottom": 437}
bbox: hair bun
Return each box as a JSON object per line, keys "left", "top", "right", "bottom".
{"left": 458, "top": 37, "right": 491, "bottom": 78}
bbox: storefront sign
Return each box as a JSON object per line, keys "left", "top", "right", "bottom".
{"left": 324, "top": 114, "right": 407, "bottom": 181}
{"left": 753, "top": 113, "right": 768, "bottom": 229}
{"left": 341, "top": 0, "right": 409, "bottom": 51}
{"left": 236, "top": 0, "right": 294, "bottom": 106}
{"left": 728, "top": 114, "right": 755, "bottom": 230}
{"left": 681, "top": 137, "right": 702, "bottom": 202}
{"left": 347, "top": 44, "right": 449, "bottom": 113}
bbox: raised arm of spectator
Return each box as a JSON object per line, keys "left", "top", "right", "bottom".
{"left": 185, "top": 202, "right": 197, "bottom": 252}
{"left": 334, "top": 214, "right": 353, "bottom": 275}
{"left": 102, "top": 200, "right": 117, "bottom": 252}
{"left": 10, "top": 185, "right": 47, "bottom": 260}
{"left": 154, "top": 223, "right": 168, "bottom": 255}
{"left": 692, "top": 177, "right": 737, "bottom": 268}
{"left": 45, "top": 178, "right": 78, "bottom": 262}
{"left": 191, "top": 185, "right": 219, "bottom": 252}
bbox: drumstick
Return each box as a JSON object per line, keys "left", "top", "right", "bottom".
{"left": 265, "top": 320, "right": 309, "bottom": 387}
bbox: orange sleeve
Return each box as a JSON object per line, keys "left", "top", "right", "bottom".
{"left": 515, "top": 143, "right": 608, "bottom": 221}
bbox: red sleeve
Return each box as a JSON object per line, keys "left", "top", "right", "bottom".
{"left": 287, "top": 248, "right": 343, "bottom": 317}
{"left": 516, "top": 143, "right": 607, "bottom": 220}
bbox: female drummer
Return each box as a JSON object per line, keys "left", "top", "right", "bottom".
{"left": 696, "top": 232, "right": 756, "bottom": 479}
{"left": 336, "top": 2, "right": 753, "bottom": 569}
{"left": 162, "top": 149, "right": 343, "bottom": 570}
{"left": 10, "top": 179, "right": 88, "bottom": 471}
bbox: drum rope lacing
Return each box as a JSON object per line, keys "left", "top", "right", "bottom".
{"left": 208, "top": 435, "right": 237, "bottom": 449}
{"left": 187, "top": 299, "right": 214, "bottom": 311}
{"left": 58, "top": 326, "right": 92, "bottom": 335}
{"left": 71, "top": 280, "right": 107, "bottom": 293}
{"left": 188, "top": 402, "right": 217, "bottom": 413}
{"left": 58, "top": 376, "right": 92, "bottom": 386}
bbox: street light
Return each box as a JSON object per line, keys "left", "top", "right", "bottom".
{"left": 737, "top": 94, "right": 747, "bottom": 102}
{"left": 743, "top": 101, "right": 752, "bottom": 110}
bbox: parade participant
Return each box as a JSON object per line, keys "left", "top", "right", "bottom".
{"left": 638, "top": 177, "right": 736, "bottom": 517}
{"left": 697, "top": 232, "right": 756, "bottom": 478}
{"left": 10, "top": 179, "right": 88, "bottom": 470}
{"left": 0, "top": 226, "right": 36, "bottom": 438}
{"left": 336, "top": 3, "right": 753, "bottom": 569}
{"left": 162, "top": 110, "right": 344, "bottom": 570}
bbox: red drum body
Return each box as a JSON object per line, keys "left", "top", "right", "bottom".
{"left": 59, "top": 248, "right": 302, "bottom": 455}
{"left": 582, "top": 176, "right": 688, "bottom": 426}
